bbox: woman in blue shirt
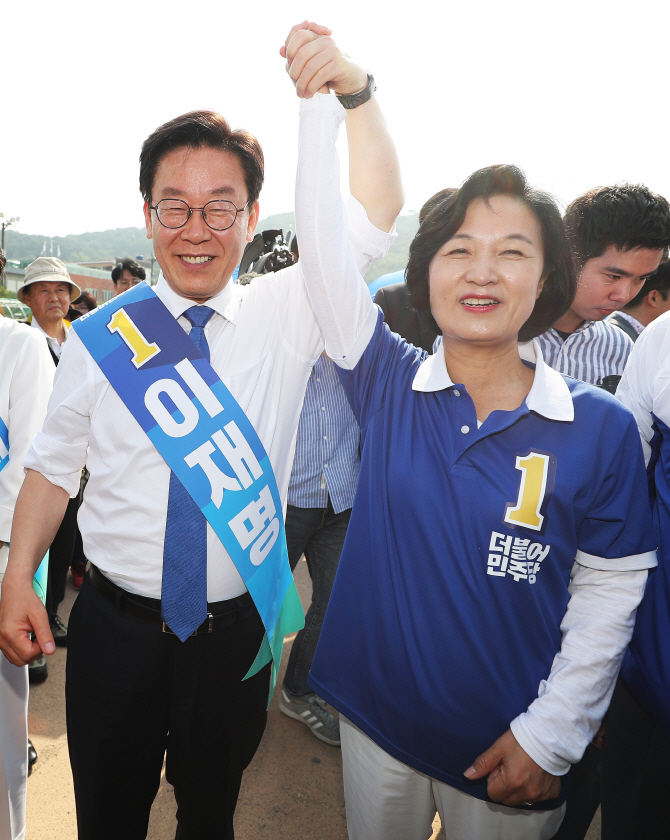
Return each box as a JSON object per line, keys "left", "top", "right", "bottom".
{"left": 303, "top": 160, "right": 657, "bottom": 840}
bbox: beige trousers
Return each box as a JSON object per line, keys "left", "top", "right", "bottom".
{"left": 340, "top": 715, "right": 565, "bottom": 840}
{"left": 0, "top": 562, "right": 29, "bottom": 840}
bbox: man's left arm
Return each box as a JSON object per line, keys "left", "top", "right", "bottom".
{"left": 282, "top": 25, "right": 403, "bottom": 365}
{"left": 283, "top": 22, "right": 403, "bottom": 236}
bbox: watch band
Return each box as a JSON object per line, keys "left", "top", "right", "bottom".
{"left": 335, "top": 74, "right": 377, "bottom": 110}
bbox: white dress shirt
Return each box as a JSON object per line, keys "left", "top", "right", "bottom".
{"left": 0, "top": 319, "right": 54, "bottom": 570}
{"left": 24, "top": 166, "right": 395, "bottom": 600}
{"left": 31, "top": 318, "right": 69, "bottom": 360}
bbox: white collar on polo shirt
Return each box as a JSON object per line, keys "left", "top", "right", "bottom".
{"left": 412, "top": 338, "right": 574, "bottom": 422}
{"left": 155, "top": 272, "right": 243, "bottom": 326}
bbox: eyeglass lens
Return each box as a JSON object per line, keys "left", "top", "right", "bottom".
{"left": 155, "top": 199, "right": 240, "bottom": 231}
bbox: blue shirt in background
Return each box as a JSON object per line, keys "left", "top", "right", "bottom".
{"left": 287, "top": 355, "right": 360, "bottom": 513}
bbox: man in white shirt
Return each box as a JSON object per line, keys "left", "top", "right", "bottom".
{"left": 536, "top": 185, "right": 670, "bottom": 386}
{"left": 17, "top": 258, "right": 80, "bottom": 364}
{"left": 0, "top": 23, "right": 402, "bottom": 840}
{"left": 16, "top": 258, "right": 82, "bottom": 659}
{"left": 0, "top": 252, "right": 55, "bottom": 840}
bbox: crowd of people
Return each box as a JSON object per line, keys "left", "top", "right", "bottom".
{"left": 0, "top": 19, "right": 669, "bottom": 840}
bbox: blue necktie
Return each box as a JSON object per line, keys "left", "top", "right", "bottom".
{"left": 161, "top": 305, "right": 215, "bottom": 641}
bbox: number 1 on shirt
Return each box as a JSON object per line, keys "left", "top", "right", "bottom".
{"left": 504, "top": 453, "right": 550, "bottom": 532}
{"left": 108, "top": 309, "right": 161, "bottom": 368}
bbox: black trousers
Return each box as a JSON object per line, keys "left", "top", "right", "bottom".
{"left": 600, "top": 678, "right": 670, "bottom": 840}
{"left": 46, "top": 495, "right": 79, "bottom": 619}
{"left": 66, "top": 574, "right": 270, "bottom": 840}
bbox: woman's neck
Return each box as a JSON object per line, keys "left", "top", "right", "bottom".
{"left": 443, "top": 339, "right": 534, "bottom": 423}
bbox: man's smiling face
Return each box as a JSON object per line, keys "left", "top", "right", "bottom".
{"left": 144, "top": 145, "right": 259, "bottom": 302}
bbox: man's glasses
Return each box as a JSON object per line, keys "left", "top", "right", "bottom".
{"left": 150, "top": 199, "right": 248, "bottom": 231}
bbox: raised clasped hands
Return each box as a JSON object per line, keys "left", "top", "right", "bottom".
{"left": 280, "top": 21, "right": 368, "bottom": 99}
{"left": 464, "top": 729, "right": 561, "bottom": 807}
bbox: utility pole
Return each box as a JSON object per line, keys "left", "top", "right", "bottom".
{"left": 0, "top": 214, "right": 20, "bottom": 251}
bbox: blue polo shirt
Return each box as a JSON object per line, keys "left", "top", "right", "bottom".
{"left": 309, "top": 314, "right": 655, "bottom": 804}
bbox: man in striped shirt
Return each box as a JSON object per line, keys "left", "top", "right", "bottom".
{"left": 536, "top": 185, "right": 670, "bottom": 386}
{"left": 279, "top": 352, "right": 361, "bottom": 746}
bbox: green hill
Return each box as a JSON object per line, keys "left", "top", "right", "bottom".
{"left": 3, "top": 211, "right": 419, "bottom": 283}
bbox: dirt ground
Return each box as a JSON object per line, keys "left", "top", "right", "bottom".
{"left": 24, "top": 560, "right": 599, "bottom": 839}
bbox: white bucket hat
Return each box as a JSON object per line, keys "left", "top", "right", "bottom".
{"left": 16, "top": 257, "right": 82, "bottom": 304}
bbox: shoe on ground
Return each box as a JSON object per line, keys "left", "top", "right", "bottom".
{"left": 28, "top": 654, "right": 48, "bottom": 684}
{"left": 50, "top": 615, "right": 68, "bottom": 647}
{"left": 28, "top": 740, "right": 37, "bottom": 775}
{"left": 280, "top": 689, "right": 341, "bottom": 746}
{"left": 71, "top": 560, "right": 86, "bottom": 590}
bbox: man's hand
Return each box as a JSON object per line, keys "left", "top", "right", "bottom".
{"left": 464, "top": 729, "right": 561, "bottom": 807}
{"left": 0, "top": 569, "right": 54, "bottom": 666}
{"left": 280, "top": 22, "right": 368, "bottom": 99}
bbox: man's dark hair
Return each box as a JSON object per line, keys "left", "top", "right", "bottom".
{"left": 139, "top": 110, "right": 264, "bottom": 208}
{"left": 112, "top": 258, "right": 146, "bottom": 284}
{"left": 564, "top": 184, "right": 670, "bottom": 268}
{"left": 625, "top": 260, "right": 670, "bottom": 309}
{"left": 406, "top": 165, "right": 576, "bottom": 341}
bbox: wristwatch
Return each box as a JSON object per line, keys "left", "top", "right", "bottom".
{"left": 335, "top": 74, "right": 377, "bottom": 110}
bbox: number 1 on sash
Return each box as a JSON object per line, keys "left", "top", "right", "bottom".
{"left": 107, "top": 309, "right": 161, "bottom": 368}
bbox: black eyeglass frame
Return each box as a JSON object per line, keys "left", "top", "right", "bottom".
{"left": 149, "top": 198, "right": 249, "bottom": 231}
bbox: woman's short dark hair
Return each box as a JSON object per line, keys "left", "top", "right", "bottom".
{"left": 72, "top": 291, "right": 98, "bottom": 311}
{"left": 111, "top": 258, "right": 146, "bottom": 283}
{"left": 406, "top": 165, "right": 576, "bottom": 341}
{"left": 139, "top": 110, "right": 264, "bottom": 208}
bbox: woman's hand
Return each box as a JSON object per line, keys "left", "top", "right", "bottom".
{"left": 280, "top": 22, "right": 368, "bottom": 99}
{"left": 464, "top": 729, "right": 561, "bottom": 807}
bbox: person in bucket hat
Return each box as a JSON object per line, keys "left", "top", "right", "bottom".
{"left": 17, "top": 258, "right": 81, "bottom": 364}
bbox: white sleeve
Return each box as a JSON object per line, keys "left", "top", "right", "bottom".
{"left": 347, "top": 195, "right": 397, "bottom": 277}
{"left": 23, "top": 330, "right": 96, "bottom": 498}
{"left": 510, "top": 562, "right": 648, "bottom": 775}
{"left": 295, "top": 94, "right": 380, "bottom": 369}
{"left": 0, "top": 330, "right": 54, "bottom": 541}
{"left": 617, "top": 313, "right": 670, "bottom": 466}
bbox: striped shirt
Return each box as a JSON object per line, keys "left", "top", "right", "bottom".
{"left": 287, "top": 355, "right": 360, "bottom": 513}
{"left": 536, "top": 320, "right": 634, "bottom": 385}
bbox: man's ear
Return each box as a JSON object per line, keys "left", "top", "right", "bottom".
{"left": 246, "top": 201, "right": 260, "bottom": 243}
{"left": 647, "top": 289, "right": 659, "bottom": 309}
{"left": 144, "top": 201, "right": 153, "bottom": 240}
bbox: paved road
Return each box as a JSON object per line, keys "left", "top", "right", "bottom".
{"left": 24, "top": 561, "right": 598, "bottom": 839}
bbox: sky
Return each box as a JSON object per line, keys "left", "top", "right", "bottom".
{"left": 2, "top": 0, "right": 669, "bottom": 239}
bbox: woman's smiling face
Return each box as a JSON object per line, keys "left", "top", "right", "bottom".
{"left": 428, "top": 195, "right": 546, "bottom": 350}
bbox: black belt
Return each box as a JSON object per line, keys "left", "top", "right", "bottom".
{"left": 87, "top": 564, "right": 254, "bottom": 636}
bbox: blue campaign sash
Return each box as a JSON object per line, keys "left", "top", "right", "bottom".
{"left": 72, "top": 282, "right": 304, "bottom": 700}
{"left": 0, "top": 417, "right": 8, "bottom": 474}
{"left": 0, "top": 416, "right": 49, "bottom": 604}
